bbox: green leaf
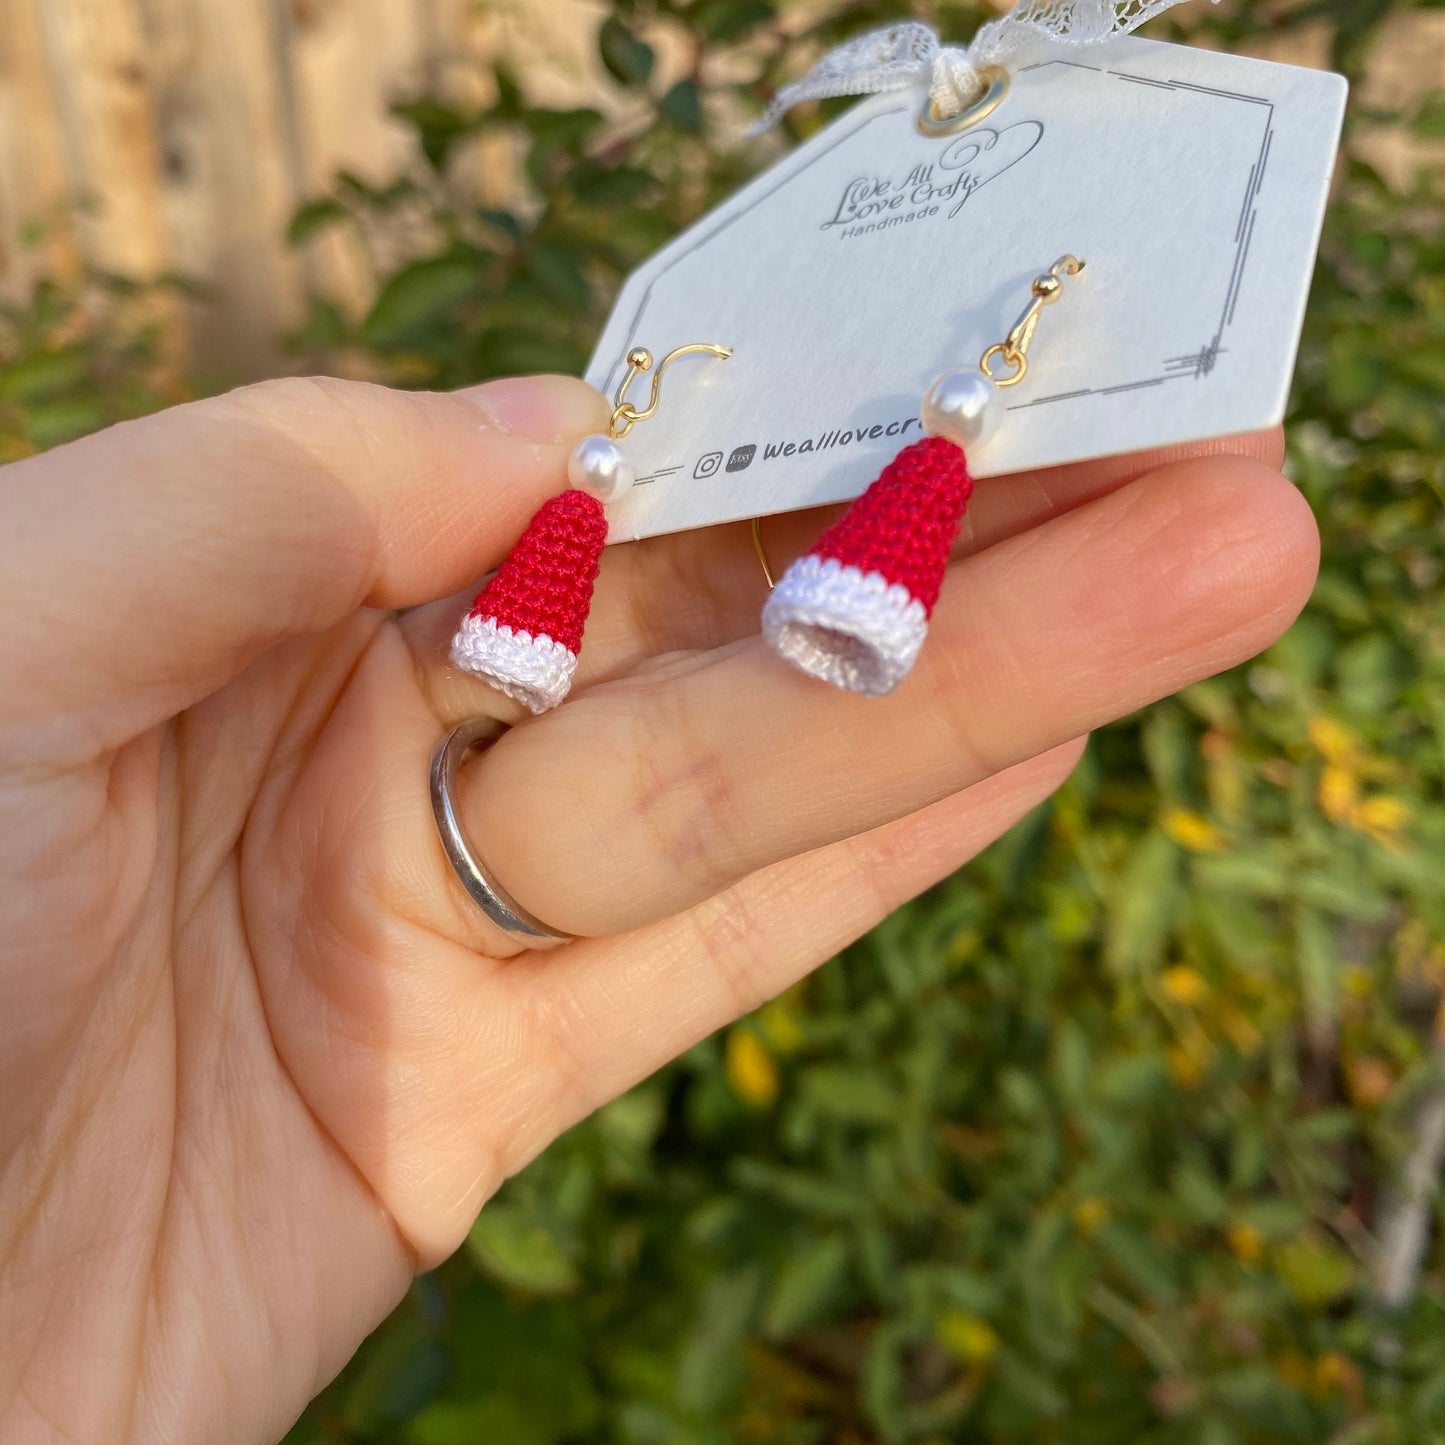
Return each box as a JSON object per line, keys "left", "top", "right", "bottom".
{"left": 333, "top": 169, "right": 422, "bottom": 210}
{"left": 465, "top": 1205, "right": 580, "bottom": 1297}
{"left": 762, "top": 1234, "right": 850, "bottom": 1337}
{"left": 392, "top": 98, "right": 481, "bottom": 170}
{"left": 1274, "top": 1233, "right": 1357, "bottom": 1308}
{"left": 1104, "top": 829, "right": 1179, "bottom": 977}
{"left": 361, "top": 255, "right": 480, "bottom": 346}
{"left": 338, "top": 1312, "right": 449, "bottom": 1433}
{"left": 1212, "top": 1365, "right": 1313, "bottom": 1432}
{"left": 22, "top": 399, "right": 105, "bottom": 449}
{"left": 1097, "top": 1223, "right": 1180, "bottom": 1302}
{"left": 526, "top": 245, "right": 591, "bottom": 311}
{"left": 473, "top": 327, "right": 583, "bottom": 378}
{"left": 1293, "top": 904, "right": 1340, "bottom": 1035}
{"left": 1095, "top": 1052, "right": 1169, "bottom": 1107}
{"left": 676, "top": 1267, "right": 761, "bottom": 1414}
{"left": 1239, "top": 1198, "right": 1309, "bottom": 1238}
{"left": 599, "top": 17, "right": 654, "bottom": 87}
{"left": 1337, "top": 632, "right": 1410, "bottom": 715}
{"left": 1349, "top": 230, "right": 1391, "bottom": 268}
{"left": 596, "top": 1082, "right": 666, "bottom": 1155}
{"left": 659, "top": 79, "right": 704, "bottom": 132}
{"left": 567, "top": 161, "right": 659, "bottom": 208}
{"left": 697, "top": 0, "right": 775, "bottom": 42}
{"left": 0, "top": 349, "right": 88, "bottom": 402}
{"left": 1141, "top": 704, "right": 1190, "bottom": 799}
{"left": 1169, "top": 1158, "right": 1229, "bottom": 1226}
{"left": 1052, "top": 1018, "right": 1091, "bottom": 1105}
{"left": 1413, "top": 87, "right": 1445, "bottom": 139}
{"left": 797, "top": 1064, "right": 897, "bottom": 1123}
{"left": 492, "top": 66, "right": 524, "bottom": 117}
{"left": 990, "top": 1350, "right": 1068, "bottom": 1422}
{"left": 862, "top": 1320, "right": 907, "bottom": 1434}
{"left": 478, "top": 207, "right": 524, "bottom": 242}
{"left": 286, "top": 198, "right": 350, "bottom": 246}
{"left": 286, "top": 295, "right": 353, "bottom": 353}
{"left": 424, "top": 1291, "right": 600, "bottom": 1444}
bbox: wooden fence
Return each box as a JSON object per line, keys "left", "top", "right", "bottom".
{"left": 0, "top": 0, "right": 613, "bottom": 377}
{"left": 0, "top": 1, "right": 1438, "bottom": 380}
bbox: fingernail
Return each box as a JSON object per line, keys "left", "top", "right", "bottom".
{"left": 454, "top": 375, "right": 608, "bottom": 444}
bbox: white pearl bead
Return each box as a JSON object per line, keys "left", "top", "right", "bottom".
{"left": 920, "top": 369, "right": 1004, "bottom": 451}
{"left": 567, "top": 434, "right": 635, "bottom": 503}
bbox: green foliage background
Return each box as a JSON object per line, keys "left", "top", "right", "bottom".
{"left": 4, "top": 1, "right": 1444, "bottom": 1440}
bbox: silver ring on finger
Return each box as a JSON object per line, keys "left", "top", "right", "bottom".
{"left": 429, "top": 718, "right": 576, "bottom": 950}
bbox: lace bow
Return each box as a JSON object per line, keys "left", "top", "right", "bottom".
{"left": 751, "top": 0, "right": 1218, "bottom": 133}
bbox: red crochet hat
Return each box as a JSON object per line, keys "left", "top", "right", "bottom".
{"left": 450, "top": 489, "right": 608, "bottom": 713}
{"left": 761, "top": 435, "right": 973, "bottom": 695}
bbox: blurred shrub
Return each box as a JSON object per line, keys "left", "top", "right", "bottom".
{"left": 0, "top": 262, "right": 179, "bottom": 460}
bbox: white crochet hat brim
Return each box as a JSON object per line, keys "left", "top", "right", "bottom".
{"left": 450, "top": 613, "right": 577, "bottom": 714}
{"left": 761, "top": 553, "right": 927, "bottom": 697}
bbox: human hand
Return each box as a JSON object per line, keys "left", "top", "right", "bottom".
{"left": 0, "top": 375, "right": 1316, "bottom": 1444}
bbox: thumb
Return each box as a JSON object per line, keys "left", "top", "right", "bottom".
{"left": 0, "top": 374, "right": 607, "bottom": 755}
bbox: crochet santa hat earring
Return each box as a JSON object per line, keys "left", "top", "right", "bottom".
{"left": 763, "top": 255, "right": 1084, "bottom": 696}
{"left": 451, "top": 342, "right": 731, "bottom": 713}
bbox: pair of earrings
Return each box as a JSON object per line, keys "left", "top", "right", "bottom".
{"left": 450, "top": 256, "right": 1083, "bottom": 712}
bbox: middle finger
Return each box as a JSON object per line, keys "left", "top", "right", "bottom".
{"left": 406, "top": 429, "right": 1283, "bottom": 720}
{"left": 459, "top": 452, "right": 1316, "bottom": 936}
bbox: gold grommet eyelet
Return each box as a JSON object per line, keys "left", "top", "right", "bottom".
{"left": 914, "top": 65, "right": 1010, "bottom": 138}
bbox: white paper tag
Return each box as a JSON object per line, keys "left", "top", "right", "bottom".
{"left": 585, "top": 36, "right": 1347, "bottom": 544}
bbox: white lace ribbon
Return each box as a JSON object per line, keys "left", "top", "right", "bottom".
{"left": 750, "top": 0, "right": 1217, "bottom": 133}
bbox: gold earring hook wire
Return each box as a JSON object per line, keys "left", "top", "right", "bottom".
{"left": 751, "top": 517, "right": 776, "bottom": 589}
{"left": 979, "top": 254, "right": 1085, "bottom": 387}
{"left": 610, "top": 342, "right": 732, "bottom": 439}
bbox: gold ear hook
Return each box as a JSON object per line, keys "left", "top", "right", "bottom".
{"left": 610, "top": 342, "right": 733, "bottom": 439}
{"left": 980, "top": 255, "right": 1085, "bottom": 387}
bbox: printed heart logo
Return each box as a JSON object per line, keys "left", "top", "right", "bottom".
{"left": 937, "top": 121, "right": 1045, "bottom": 216}
{"left": 821, "top": 120, "right": 1045, "bottom": 237}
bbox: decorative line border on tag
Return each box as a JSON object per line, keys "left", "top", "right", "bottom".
{"left": 602, "top": 57, "right": 1277, "bottom": 420}
{"left": 1008, "top": 61, "right": 1274, "bottom": 411}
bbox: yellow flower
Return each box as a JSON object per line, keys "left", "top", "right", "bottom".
{"left": 1313, "top": 1350, "right": 1363, "bottom": 1402}
{"left": 1217, "top": 1005, "right": 1263, "bottom": 1057}
{"left": 1318, "top": 764, "right": 1360, "bottom": 823}
{"left": 1161, "top": 808, "right": 1227, "bottom": 853}
{"left": 1160, "top": 965, "right": 1209, "bottom": 1007}
{"left": 1354, "top": 794, "right": 1411, "bottom": 842}
{"left": 1072, "top": 1197, "right": 1112, "bottom": 1236}
{"left": 1227, "top": 1222, "right": 1264, "bottom": 1265}
{"left": 1308, "top": 716, "right": 1359, "bottom": 763}
{"left": 937, "top": 1310, "right": 999, "bottom": 1365}
{"left": 725, "top": 1029, "right": 778, "bottom": 1108}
